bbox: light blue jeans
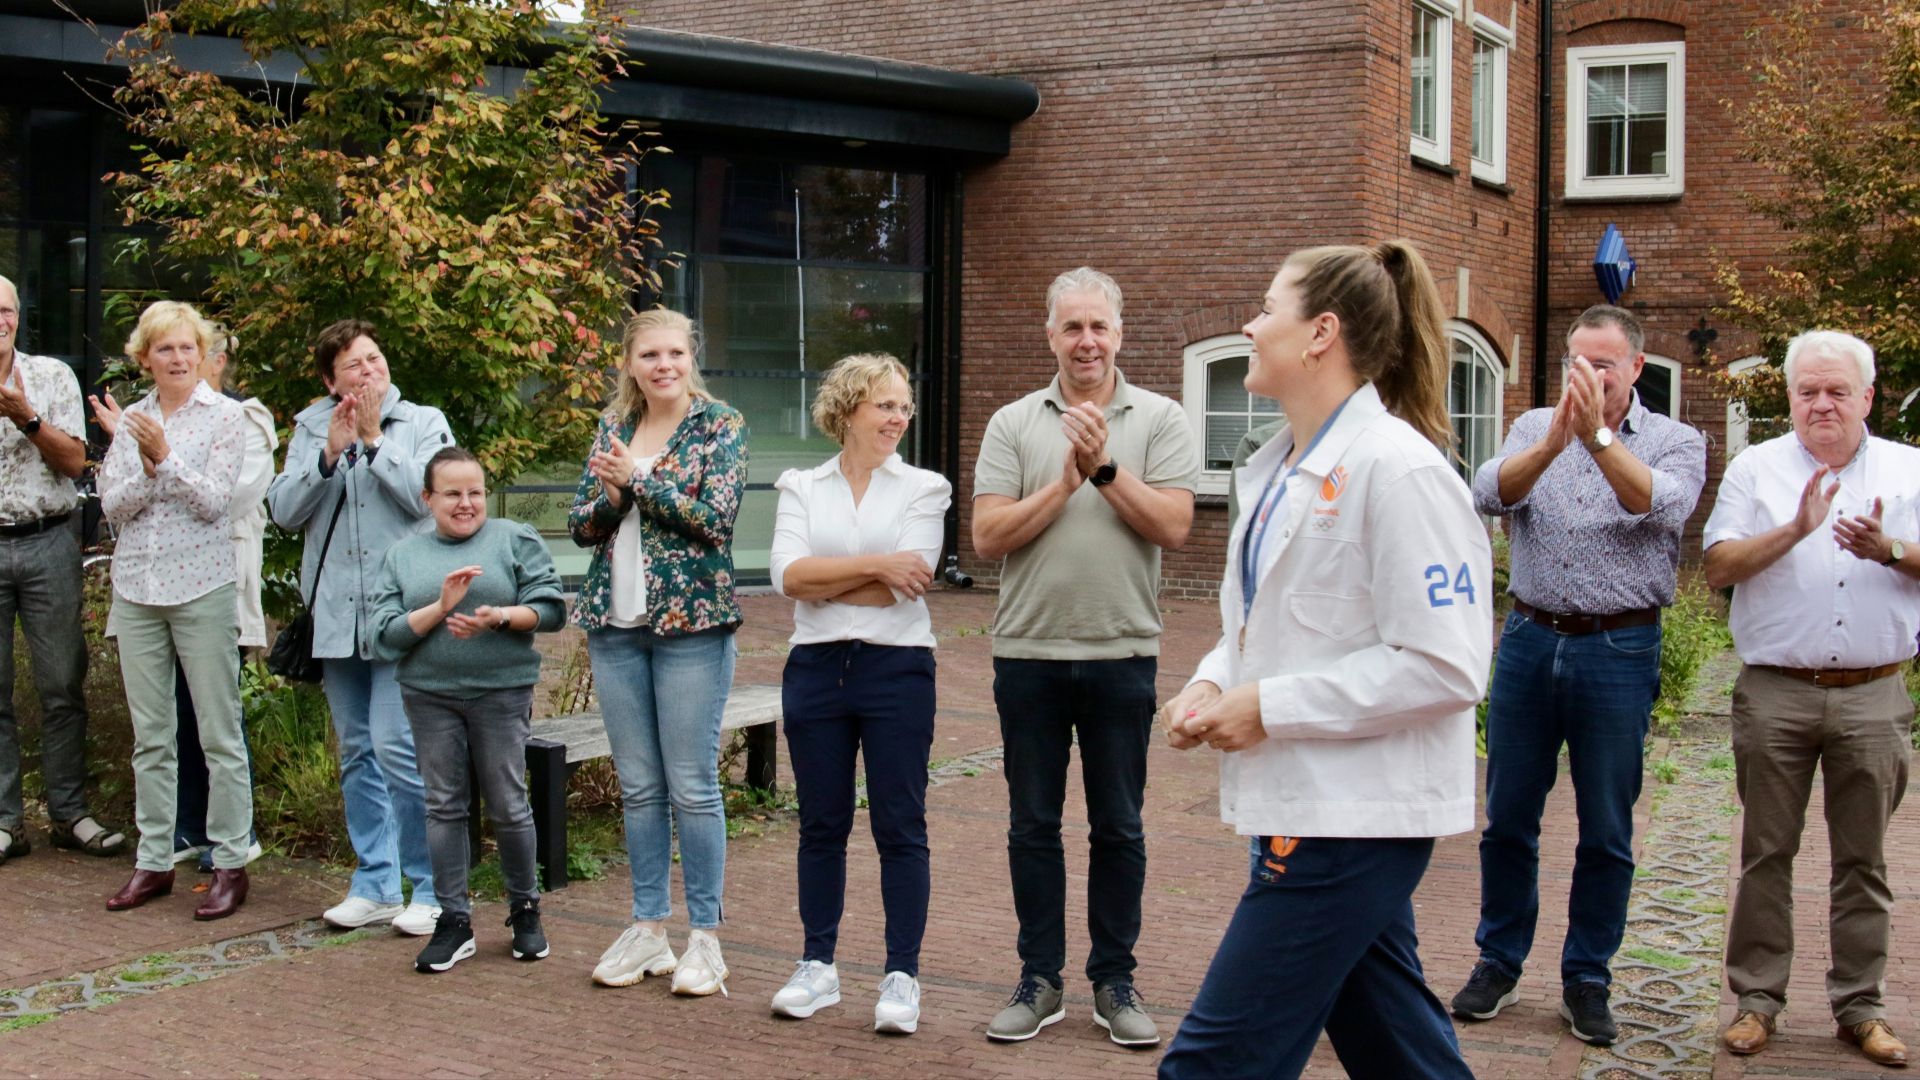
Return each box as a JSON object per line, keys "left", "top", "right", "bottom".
{"left": 322, "top": 657, "right": 435, "bottom": 906}
{"left": 588, "top": 625, "right": 735, "bottom": 928}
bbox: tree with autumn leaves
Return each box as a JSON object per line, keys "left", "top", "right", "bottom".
{"left": 1715, "top": 1, "right": 1920, "bottom": 441}
{"left": 109, "top": 0, "right": 668, "bottom": 481}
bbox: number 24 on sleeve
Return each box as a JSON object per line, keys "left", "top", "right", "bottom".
{"left": 1424, "top": 563, "right": 1477, "bottom": 608}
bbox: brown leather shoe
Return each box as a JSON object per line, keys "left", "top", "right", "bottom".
{"left": 193, "top": 868, "right": 249, "bottom": 921}
{"left": 1723, "top": 1010, "right": 1775, "bottom": 1055}
{"left": 1839, "top": 1019, "right": 1909, "bottom": 1068}
{"left": 106, "top": 868, "right": 175, "bottom": 911}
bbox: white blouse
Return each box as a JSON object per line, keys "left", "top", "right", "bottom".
{"left": 607, "top": 452, "right": 660, "bottom": 628}
{"left": 769, "top": 454, "right": 952, "bottom": 649}
{"left": 99, "top": 380, "right": 245, "bottom": 610}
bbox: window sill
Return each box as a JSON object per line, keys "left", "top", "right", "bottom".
{"left": 1471, "top": 175, "right": 1513, "bottom": 196}
{"left": 1412, "top": 154, "right": 1459, "bottom": 178}
{"left": 1563, "top": 190, "right": 1683, "bottom": 204}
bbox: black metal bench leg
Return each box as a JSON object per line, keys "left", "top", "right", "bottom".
{"left": 745, "top": 722, "right": 777, "bottom": 794}
{"left": 526, "top": 738, "right": 570, "bottom": 892}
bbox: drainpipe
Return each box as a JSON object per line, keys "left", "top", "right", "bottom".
{"left": 1533, "top": 0, "right": 1555, "bottom": 407}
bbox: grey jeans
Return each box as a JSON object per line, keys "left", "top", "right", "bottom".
{"left": 0, "top": 522, "right": 91, "bottom": 831}
{"left": 401, "top": 685, "right": 538, "bottom": 916}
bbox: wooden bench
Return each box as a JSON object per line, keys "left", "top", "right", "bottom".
{"left": 517, "top": 683, "right": 784, "bottom": 891}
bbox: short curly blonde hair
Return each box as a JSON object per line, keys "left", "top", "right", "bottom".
{"left": 811, "top": 353, "right": 913, "bottom": 444}
{"left": 124, "top": 301, "right": 214, "bottom": 364}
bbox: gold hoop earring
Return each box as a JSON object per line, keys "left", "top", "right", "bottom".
{"left": 1302, "top": 348, "right": 1322, "bottom": 374}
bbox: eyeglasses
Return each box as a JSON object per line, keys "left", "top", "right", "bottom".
{"left": 868, "top": 400, "right": 916, "bottom": 419}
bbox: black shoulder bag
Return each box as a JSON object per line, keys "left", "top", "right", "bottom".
{"left": 266, "top": 492, "right": 347, "bottom": 683}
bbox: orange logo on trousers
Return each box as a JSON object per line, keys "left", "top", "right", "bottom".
{"left": 1263, "top": 836, "right": 1300, "bottom": 873}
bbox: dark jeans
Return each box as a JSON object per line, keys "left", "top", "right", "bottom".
{"left": 782, "top": 641, "right": 936, "bottom": 976}
{"left": 993, "top": 655, "right": 1154, "bottom": 989}
{"left": 0, "top": 523, "right": 91, "bottom": 831}
{"left": 1474, "top": 612, "right": 1661, "bottom": 987}
{"left": 1160, "top": 836, "right": 1471, "bottom": 1080}
{"left": 401, "top": 685, "right": 539, "bottom": 917}
{"left": 174, "top": 650, "right": 254, "bottom": 849}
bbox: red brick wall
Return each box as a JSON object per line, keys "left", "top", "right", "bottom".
{"left": 621, "top": 0, "right": 1538, "bottom": 596}
{"left": 1545, "top": 2, "right": 1880, "bottom": 551}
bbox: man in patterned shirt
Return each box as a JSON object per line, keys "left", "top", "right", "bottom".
{"left": 1449, "top": 304, "right": 1706, "bottom": 1045}
{"left": 0, "top": 274, "right": 126, "bottom": 866}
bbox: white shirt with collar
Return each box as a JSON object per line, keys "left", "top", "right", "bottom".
{"left": 1703, "top": 429, "right": 1920, "bottom": 669}
{"left": 98, "top": 380, "right": 246, "bottom": 609}
{"left": 769, "top": 453, "right": 952, "bottom": 649}
{"left": 0, "top": 352, "right": 84, "bottom": 522}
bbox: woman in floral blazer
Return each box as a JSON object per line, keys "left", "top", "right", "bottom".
{"left": 568, "top": 309, "right": 746, "bottom": 997}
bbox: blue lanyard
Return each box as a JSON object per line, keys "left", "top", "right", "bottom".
{"left": 1238, "top": 395, "right": 1353, "bottom": 618}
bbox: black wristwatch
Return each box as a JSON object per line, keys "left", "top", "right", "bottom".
{"left": 20, "top": 414, "right": 41, "bottom": 437}
{"left": 1090, "top": 460, "right": 1118, "bottom": 487}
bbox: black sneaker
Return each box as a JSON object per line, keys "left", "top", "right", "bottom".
{"left": 1561, "top": 982, "right": 1618, "bottom": 1045}
{"left": 414, "top": 912, "right": 475, "bottom": 973}
{"left": 507, "top": 899, "right": 549, "bottom": 961}
{"left": 1450, "top": 960, "right": 1520, "bottom": 1020}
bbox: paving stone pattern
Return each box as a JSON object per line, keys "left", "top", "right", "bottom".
{"left": 0, "top": 595, "right": 1913, "bottom": 1078}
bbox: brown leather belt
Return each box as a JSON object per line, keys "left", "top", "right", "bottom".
{"left": 1758, "top": 662, "right": 1905, "bottom": 689}
{"left": 0, "top": 512, "right": 71, "bottom": 538}
{"left": 1513, "top": 599, "right": 1660, "bottom": 636}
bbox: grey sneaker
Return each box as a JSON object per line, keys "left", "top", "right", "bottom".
{"left": 1093, "top": 981, "right": 1161, "bottom": 1048}
{"left": 986, "top": 977, "right": 1065, "bottom": 1042}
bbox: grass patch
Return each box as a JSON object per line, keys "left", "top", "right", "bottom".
{"left": 1650, "top": 758, "right": 1680, "bottom": 785}
{"left": 1708, "top": 832, "right": 1731, "bottom": 843}
{"left": 1706, "top": 752, "right": 1735, "bottom": 773}
{"left": 0, "top": 1013, "right": 56, "bottom": 1034}
{"left": 1697, "top": 900, "right": 1728, "bottom": 915}
{"left": 1655, "top": 886, "right": 1698, "bottom": 902}
{"left": 1622, "top": 946, "right": 1693, "bottom": 971}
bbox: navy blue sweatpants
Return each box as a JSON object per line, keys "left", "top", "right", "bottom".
{"left": 1160, "top": 835, "right": 1472, "bottom": 1080}
{"left": 781, "top": 640, "right": 936, "bottom": 976}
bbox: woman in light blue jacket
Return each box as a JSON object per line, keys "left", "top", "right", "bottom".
{"left": 266, "top": 318, "right": 453, "bottom": 938}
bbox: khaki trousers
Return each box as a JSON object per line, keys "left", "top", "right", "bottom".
{"left": 1725, "top": 664, "right": 1913, "bottom": 1024}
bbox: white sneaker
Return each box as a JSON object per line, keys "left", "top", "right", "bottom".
{"left": 392, "top": 902, "right": 441, "bottom": 937}
{"left": 874, "top": 971, "right": 921, "bottom": 1034}
{"left": 671, "top": 929, "right": 729, "bottom": 997}
{"left": 771, "top": 959, "right": 840, "bottom": 1018}
{"left": 322, "top": 895, "right": 404, "bottom": 929}
{"left": 591, "top": 924, "right": 677, "bottom": 987}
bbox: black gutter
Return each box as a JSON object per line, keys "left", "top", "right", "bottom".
{"left": 1533, "top": 0, "right": 1554, "bottom": 407}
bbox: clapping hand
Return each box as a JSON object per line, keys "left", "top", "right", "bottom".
{"left": 588, "top": 432, "right": 640, "bottom": 508}
{"left": 325, "top": 393, "right": 358, "bottom": 463}
{"left": 1795, "top": 467, "right": 1841, "bottom": 539}
{"left": 88, "top": 390, "right": 122, "bottom": 437}
{"left": 1061, "top": 401, "right": 1109, "bottom": 478}
{"left": 447, "top": 604, "right": 506, "bottom": 639}
{"left": 0, "top": 365, "right": 33, "bottom": 426}
{"left": 123, "top": 411, "right": 170, "bottom": 474}
{"left": 1834, "top": 496, "right": 1890, "bottom": 563}
{"left": 354, "top": 384, "right": 383, "bottom": 443}
{"left": 437, "top": 565, "right": 484, "bottom": 615}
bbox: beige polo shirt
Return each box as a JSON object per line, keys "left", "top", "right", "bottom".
{"left": 973, "top": 369, "right": 1200, "bottom": 660}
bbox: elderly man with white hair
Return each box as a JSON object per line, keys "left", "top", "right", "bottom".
{"left": 1704, "top": 329, "right": 1920, "bottom": 1068}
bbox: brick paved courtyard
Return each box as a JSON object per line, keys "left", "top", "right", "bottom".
{"left": 0, "top": 591, "right": 1913, "bottom": 1078}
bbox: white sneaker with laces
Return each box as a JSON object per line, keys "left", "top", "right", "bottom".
{"left": 392, "top": 901, "right": 441, "bottom": 937}
{"left": 591, "top": 924, "right": 677, "bottom": 987}
{"left": 771, "top": 959, "right": 840, "bottom": 1018}
{"left": 671, "top": 929, "right": 730, "bottom": 997}
{"left": 322, "top": 894, "right": 404, "bottom": 929}
{"left": 874, "top": 971, "right": 921, "bottom": 1035}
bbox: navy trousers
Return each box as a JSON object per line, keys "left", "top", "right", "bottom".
{"left": 782, "top": 640, "right": 936, "bottom": 976}
{"left": 1160, "top": 836, "right": 1472, "bottom": 1080}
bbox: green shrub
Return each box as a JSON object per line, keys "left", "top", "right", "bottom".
{"left": 240, "top": 661, "right": 348, "bottom": 861}
{"left": 1654, "top": 581, "right": 1733, "bottom": 732}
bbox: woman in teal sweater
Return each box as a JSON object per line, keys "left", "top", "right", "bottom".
{"left": 369, "top": 447, "right": 566, "bottom": 974}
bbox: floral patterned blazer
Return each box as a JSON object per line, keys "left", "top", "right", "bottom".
{"left": 567, "top": 397, "right": 747, "bottom": 636}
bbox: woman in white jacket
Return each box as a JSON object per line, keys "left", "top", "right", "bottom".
{"left": 1156, "top": 241, "right": 1492, "bottom": 1080}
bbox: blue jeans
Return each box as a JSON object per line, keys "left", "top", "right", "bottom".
{"left": 1474, "top": 611, "right": 1661, "bottom": 987}
{"left": 993, "top": 656, "right": 1154, "bottom": 989}
{"left": 783, "top": 641, "right": 936, "bottom": 975}
{"left": 1161, "top": 836, "right": 1471, "bottom": 1080}
{"left": 589, "top": 625, "right": 735, "bottom": 928}
{"left": 322, "top": 657, "right": 435, "bottom": 906}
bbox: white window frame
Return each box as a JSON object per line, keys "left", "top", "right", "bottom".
{"left": 1410, "top": 0, "right": 1460, "bottom": 167}
{"left": 1447, "top": 322, "right": 1505, "bottom": 479}
{"left": 1181, "top": 334, "right": 1268, "bottom": 498}
{"left": 1725, "top": 355, "right": 1768, "bottom": 458}
{"left": 1470, "top": 14, "right": 1512, "bottom": 185}
{"left": 1566, "top": 41, "right": 1686, "bottom": 199}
